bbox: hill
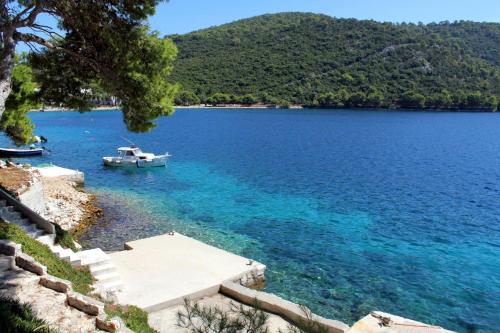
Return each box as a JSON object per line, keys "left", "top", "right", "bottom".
{"left": 169, "top": 13, "right": 500, "bottom": 110}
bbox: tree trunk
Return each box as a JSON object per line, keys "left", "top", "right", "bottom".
{"left": 0, "top": 30, "right": 16, "bottom": 119}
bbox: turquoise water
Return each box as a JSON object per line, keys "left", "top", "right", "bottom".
{"left": 5, "top": 109, "right": 500, "bottom": 332}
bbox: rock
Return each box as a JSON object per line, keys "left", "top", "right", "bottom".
{"left": 96, "top": 315, "right": 124, "bottom": 333}
{"left": 66, "top": 292, "right": 105, "bottom": 316}
{"left": 15, "top": 253, "right": 47, "bottom": 276}
{"left": 0, "top": 239, "right": 20, "bottom": 256}
{"left": 40, "top": 275, "right": 72, "bottom": 293}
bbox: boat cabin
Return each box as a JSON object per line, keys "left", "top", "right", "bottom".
{"left": 117, "top": 147, "right": 142, "bottom": 158}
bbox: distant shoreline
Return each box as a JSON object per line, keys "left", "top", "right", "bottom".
{"left": 29, "top": 104, "right": 304, "bottom": 112}
{"left": 29, "top": 104, "right": 498, "bottom": 113}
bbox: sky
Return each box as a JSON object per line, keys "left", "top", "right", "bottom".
{"left": 16, "top": 0, "right": 500, "bottom": 52}
{"left": 150, "top": 0, "right": 500, "bottom": 36}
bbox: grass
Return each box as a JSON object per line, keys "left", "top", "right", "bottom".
{"left": 0, "top": 220, "right": 93, "bottom": 294}
{"left": 0, "top": 296, "right": 58, "bottom": 333}
{"left": 105, "top": 304, "right": 158, "bottom": 333}
{"left": 53, "top": 223, "right": 78, "bottom": 252}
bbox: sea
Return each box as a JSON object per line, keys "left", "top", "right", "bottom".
{"left": 4, "top": 108, "right": 500, "bottom": 332}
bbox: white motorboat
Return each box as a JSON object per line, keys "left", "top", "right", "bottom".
{"left": 103, "top": 146, "right": 171, "bottom": 168}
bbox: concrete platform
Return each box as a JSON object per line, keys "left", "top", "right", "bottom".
{"left": 34, "top": 164, "right": 84, "bottom": 184}
{"left": 110, "top": 233, "right": 266, "bottom": 312}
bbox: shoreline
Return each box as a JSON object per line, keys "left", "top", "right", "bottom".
{"left": 29, "top": 104, "right": 499, "bottom": 113}
{"left": 0, "top": 164, "right": 103, "bottom": 235}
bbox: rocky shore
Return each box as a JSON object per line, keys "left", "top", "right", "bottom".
{"left": 42, "top": 177, "right": 102, "bottom": 233}
{"left": 0, "top": 164, "right": 102, "bottom": 234}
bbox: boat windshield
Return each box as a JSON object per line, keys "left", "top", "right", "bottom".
{"left": 117, "top": 147, "right": 142, "bottom": 157}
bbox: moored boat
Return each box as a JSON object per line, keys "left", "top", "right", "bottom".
{"left": 0, "top": 147, "right": 44, "bottom": 157}
{"left": 103, "top": 146, "right": 171, "bottom": 168}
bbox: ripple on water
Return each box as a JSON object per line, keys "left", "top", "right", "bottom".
{"left": 11, "top": 109, "right": 500, "bottom": 333}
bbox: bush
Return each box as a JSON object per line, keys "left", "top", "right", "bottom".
{"left": 105, "top": 304, "right": 157, "bottom": 333}
{"left": 54, "top": 223, "right": 78, "bottom": 252}
{"left": 0, "top": 296, "right": 56, "bottom": 333}
{"left": 177, "top": 298, "right": 329, "bottom": 333}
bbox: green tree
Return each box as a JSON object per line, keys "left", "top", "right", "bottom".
{"left": 207, "top": 93, "right": 231, "bottom": 105}
{"left": 465, "top": 91, "right": 484, "bottom": 109}
{"left": 366, "top": 91, "right": 384, "bottom": 107}
{"left": 169, "top": 13, "right": 500, "bottom": 110}
{"left": 1, "top": 0, "right": 176, "bottom": 141}
{"left": 485, "top": 94, "right": 498, "bottom": 111}
{"left": 241, "top": 94, "right": 258, "bottom": 105}
{"left": 399, "top": 91, "right": 426, "bottom": 108}
{"left": 175, "top": 91, "right": 200, "bottom": 106}
{"left": 1, "top": 58, "right": 40, "bottom": 145}
{"left": 348, "top": 91, "right": 366, "bottom": 107}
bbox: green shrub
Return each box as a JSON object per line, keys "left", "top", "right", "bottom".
{"left": 105, "top": 304, "right": 157, "bottom": 333}
{"left": 0, "top": 221, "right": 93, "bottom": 294}
{"left": 54, "top": 223, "right": 78, "bottom": 252}
{"left": 177, "top": 298, "right": 329, "bottom": 333}
{"left": 0, "top": 296, "right": 57, "bottom": 333}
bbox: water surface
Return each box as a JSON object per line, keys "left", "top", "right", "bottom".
{"left": 6, "top": 109, "right": 500, "bottom": 332}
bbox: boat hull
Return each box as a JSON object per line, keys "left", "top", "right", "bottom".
{"left": 0, "top": 148, "right": 43, "bottom": 157}
{"left": 103, "top": 155, "right": 168, "bottom": 168}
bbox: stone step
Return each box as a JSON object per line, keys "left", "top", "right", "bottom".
{"left": 77, "top": 248, "right": 110, "bottom": 267}
{"left": 36, "top": 234, "right": 56, "bottom": 246}
{"left": 11, "top": 217, "right": 31, "bottom": 227}
{"left": 1, "top": 211, "right": 22, "bottom": 222}
{"left": 21, "top": 223, "right": 38, "bottom": 233}
{"left": 50, "top": 244, "right": 64, "bottom": 254}
{"left": 90, "top": 262, "right": 117, "bottom": 275}
{"left": 0, "top": 200, "right": 7, "bottom": 207}
{"left": 58, "top": 248, "right": 76, "bottom": 260}
{"left": 0, "top": 255, "right": 14, "bottom": 272}
{"left": 96, "top": 279, "right": 124, "bottom": 293}
{"left": 94, "top": 271, "right": 121, "bottom": 283}
{"left": 0, "top": 206, "right": 14, "bottom": 214}
{"left": 27, "top": 229, "right": 45, "bottom": 239}
{"left": 0, "top": 270, "right": 39, "bottom": 287}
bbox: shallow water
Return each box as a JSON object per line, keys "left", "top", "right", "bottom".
{"left": 6, "top": 109, "right": 500, "bottom": 332}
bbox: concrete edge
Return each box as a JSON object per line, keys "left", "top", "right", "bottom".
{"left": 144, "top": 284, "right": 221, "bottom": 313}
{"left": 220, "top": 281, "right": 350, "bottom": 333}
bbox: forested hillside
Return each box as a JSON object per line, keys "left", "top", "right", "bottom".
{"left": 170, "top": 13, "right": 500, "bottom": 110}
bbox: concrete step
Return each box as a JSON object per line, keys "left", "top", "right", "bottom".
{"left": 58, "top": 248, "right": 76, "bottom": 260}
{"left": 1, "top": 211, "right": 22, "bottom": 222}
{"left": 50, "top": 244, "right": 64, "bottom": 255}
{"left": 36, "top": 234, "right": 56, "bottom": 246}
{"left": 21, "top": 223, "right": 37, "bottom": 232}
{"left": 77, "top": 248, "right": 110, "bottom": 266}
{"left": 27, "top": 229, "right": 45, "bottom": 239}
{"left": 0, "top": 206, "right": 14, "bottom": 214}
{"left": 10, "top": 217, "right": 31, "bottom": 227}
{"left": 90, "top": 262, "right": 117, "bottom": 275}
{"left": 94, "top": 271, "right": 121, "bottom": 283}
{"left": 96, "top": 279, "right": 124, "bottom": 293}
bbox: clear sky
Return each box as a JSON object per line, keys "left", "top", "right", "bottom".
{"left": 16, "top": 0, "right": 500, "bottom": 52}
{"left": 150, "top": 0, "right": 500, "bottom": 36}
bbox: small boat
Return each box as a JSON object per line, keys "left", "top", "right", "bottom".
{"left": 0, "top": 147, "right": 44, "bottom": 157}
{"left": 103, "top": 146, "right": 171, "bottom": 168}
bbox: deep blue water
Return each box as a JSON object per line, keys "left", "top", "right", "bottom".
{"left": 4, "top": 109, "right": 500, "bottom": 332}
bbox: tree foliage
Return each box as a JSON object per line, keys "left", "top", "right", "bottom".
{"left": 0, "top": 56, "right": 40, "bottom": 145}
{"left": 1, "top": 0, "right": 177, "bottom": 143}
{"left": 169, "top": 13, "right": 500, "bottom": 110}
